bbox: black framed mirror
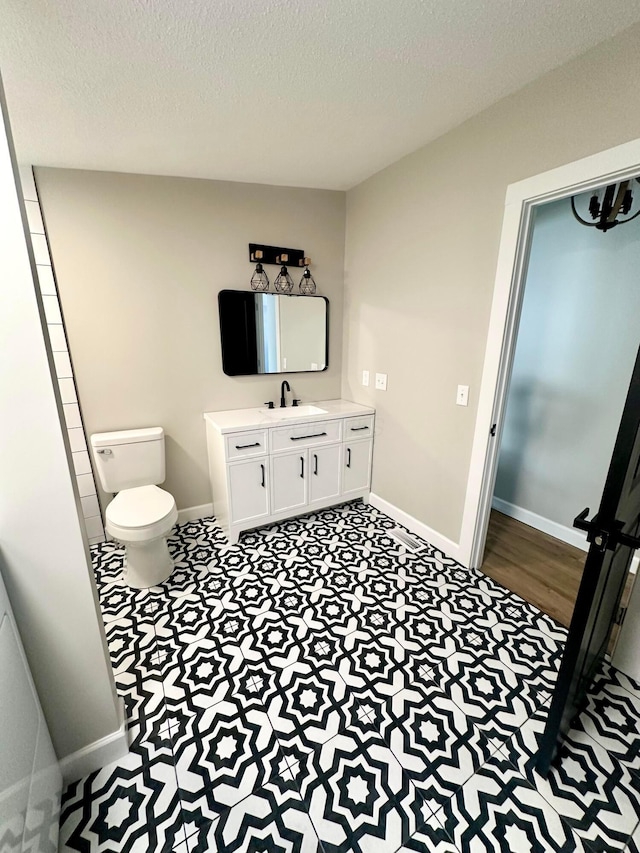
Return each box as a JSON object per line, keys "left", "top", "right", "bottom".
{"left": 218, "top": 290, "right": 329, "bottom": 376}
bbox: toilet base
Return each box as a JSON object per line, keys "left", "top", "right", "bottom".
{"left": 123, "top": 535, "right": 174, "bottom": 589}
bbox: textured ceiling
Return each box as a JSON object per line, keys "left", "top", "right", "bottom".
{"left": 1, "top": 1, "right": 640, "bottom": 190}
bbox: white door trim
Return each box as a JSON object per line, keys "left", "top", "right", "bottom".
{"left": 458, "top": 137, "right": 640, "bottom": 569}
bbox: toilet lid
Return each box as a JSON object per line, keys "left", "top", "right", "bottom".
{"left": 106, "top": 485, "right": 176, "bottom": 529}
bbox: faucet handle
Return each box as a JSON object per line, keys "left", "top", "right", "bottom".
{"left": 292, "top": 399, "right": 301, "bottom": 407}
{"left": 264, "top": 401, "right": 275, "bottom": 409}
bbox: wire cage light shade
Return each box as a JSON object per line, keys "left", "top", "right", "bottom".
{"left": 250, "top": 262, "right": 270, "bottom": 291}
{"left": 274, "top": 264, "right": 294, "bottom": 293}
{"left": 299, "top": 265, "right": 317, "bottom": 295}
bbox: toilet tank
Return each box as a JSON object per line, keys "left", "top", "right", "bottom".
{"left": 90, "top": 427, "right": 166, "bottom": 492}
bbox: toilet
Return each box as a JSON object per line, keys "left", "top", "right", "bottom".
{"left": 90, "top": 427, "right": 178, "bottom": 589}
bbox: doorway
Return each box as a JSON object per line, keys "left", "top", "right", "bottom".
{"left": 454, "top": 140, "right": 640, "bottom": 765}
{"left": 479, "top": 186, "right": 640, "bottom": 628}
{"left": 457, "top": 138, "right": 640, "bottom": 572}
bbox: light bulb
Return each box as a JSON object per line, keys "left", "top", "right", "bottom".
{"left": 299, "top": 266, "right": 316, "bottom": 295}
{"left": 250, "top": 263, "right": 269, "bottom": 292}
{"left": 274, "top": 264, "right": 294, "bottom": 293}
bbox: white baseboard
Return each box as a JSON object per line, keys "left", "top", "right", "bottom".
{"left": 177, "top": 503, "right": 214, "bottom": 524}
{"left": 492, "top": 496, "right": 639, "bottom": 574}
{"left": 59, "top": 698, "right": 128, "bottom": 784}
{"left": 492, "top": 496, "right": 589, "bottom": 552}
{"left": 369, "top": 493, "right": 462, "bottom": 564}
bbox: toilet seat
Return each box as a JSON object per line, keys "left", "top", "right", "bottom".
{"left": 106, "top": 485, "right": 178, "bottom": 543}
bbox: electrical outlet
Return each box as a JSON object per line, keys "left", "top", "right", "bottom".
{"left": 456, "top": 384, "right": 469, "bottom": 406}
{"left": 375, "top": 373, "right": 388, "bottom": 391}
{"left": 362, "top": 370, "right": 370, "bottom": 387}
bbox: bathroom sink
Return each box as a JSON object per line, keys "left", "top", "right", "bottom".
{"left": 262, "top": 405, "right": 328, "bottom": 419}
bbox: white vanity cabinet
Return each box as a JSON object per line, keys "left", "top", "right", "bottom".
{"left": 271, "top": 445, "right": 343, "bottom": 514}
{"left": 228, "top": 458, "right": 269, "bottom": 525}
{"left": 270, "top": 420, "right": 346, "bottom": 514}
{"left": 343, "top": 438, "right": 373, "bottom": 494}
{"left": 204, "top": 400, "right": 374, "bottom": 543}
{"left": 343, "top": 414, "right": 374, "bottom": 495}
{"left": 271, "top": 450, "right": 307, "bottom": 514}
{"left": 309, "top": 444, "right": 342, "bottom": 503}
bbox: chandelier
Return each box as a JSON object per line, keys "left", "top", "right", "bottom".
{"left": 571, "top": 179, "right": 640, "bottom": 233}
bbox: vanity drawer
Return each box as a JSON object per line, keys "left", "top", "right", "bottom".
{"left": 344, "top": 414, "right": 375, "bottom": 439}
{"left": 271, "top": 419, "right": 342, "bottom": 452}
{"left": 225, "top": 430, "right": 268, "bottom": 460}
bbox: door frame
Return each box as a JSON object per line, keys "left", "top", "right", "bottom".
{"left": 459, "top": 137, "right": 640, "bottom": 569}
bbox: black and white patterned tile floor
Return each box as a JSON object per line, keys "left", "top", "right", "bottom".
{"left": 59, "top": 501, "right": 640, "bottom": 852}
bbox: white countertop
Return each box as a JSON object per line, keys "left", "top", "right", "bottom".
{"left": 204, "top": 399, "right": 374, "bottom": 434}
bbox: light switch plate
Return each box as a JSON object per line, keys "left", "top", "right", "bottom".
{"left": 456, "top": 384, "right": 469, "bottom": 406}
{"left": 375, "top": 373, "right": 388, "bottom": 391}
{"left": 362, "top": 370, "right": 370, "bottom": 387}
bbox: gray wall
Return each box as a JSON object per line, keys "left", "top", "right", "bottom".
{"left": 494, "top": 192, "right": 640, "bottom": 528}
{"left": 342, "top": 23, "right": 640, "bottom": 543}
{"left": 35, "top": 170, "right": 345, "bottom": 513}
{"left": 31, "top": 23, "right": 640, "bottom": 545}
{"left": 0, "top": 88, "right": 121, "bottom": 760}
{"left": 278, "top": 296, "right": 327, "bottom": 371}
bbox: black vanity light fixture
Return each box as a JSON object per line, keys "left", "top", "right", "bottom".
{"left": 250, "top": 259, "right": 270, "bottom": 292}
{"left": 299, "top": 264, "right": 316, "bottom": 294}
{"left": 571, "top": 178, "right": 640, "bottom": 232}
{"left": 248, "top": 243, "right": 318, "bottom": 294}
{"left": 274, "top": 264, "right": 294, "bottom": 293}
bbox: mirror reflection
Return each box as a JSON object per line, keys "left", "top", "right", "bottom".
{"left": 219, "top": 290, "right": 328, "bottom": 376}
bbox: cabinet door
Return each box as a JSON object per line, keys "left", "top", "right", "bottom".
{"left": 271, "top": 450, "right": 308, "bottom": 514}
{"left": 342, "top": 440, "right": 373, "bottom": 494}
{"left": 309, "top": 444, "right": 342, "bottom": 503}
{"left": 229, "top": 459, "right": 269, "bottom": 523}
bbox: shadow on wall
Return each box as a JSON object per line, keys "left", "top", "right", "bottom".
{"left": 496, "top": 379, "right": 539, "bottom": 506}
{"left": 163, "top": 434, "right": 210, "bottom": 512}
{"left": 495, "top": 377, "right": 596, "bottom": 519}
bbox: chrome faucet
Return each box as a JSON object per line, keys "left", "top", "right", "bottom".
{"left": 280, "top": 380, "right": 291, "bottom": 408}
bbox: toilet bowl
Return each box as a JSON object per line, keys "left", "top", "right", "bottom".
{"left": 90, "top": 426, "right": 178, "bottom": 589}
{"left": 105, "top": 485, "right": 178, "bottom": 589}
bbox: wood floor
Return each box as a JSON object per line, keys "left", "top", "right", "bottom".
{"left": 481, "top": 510, "right": 585, "bottom": 628}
